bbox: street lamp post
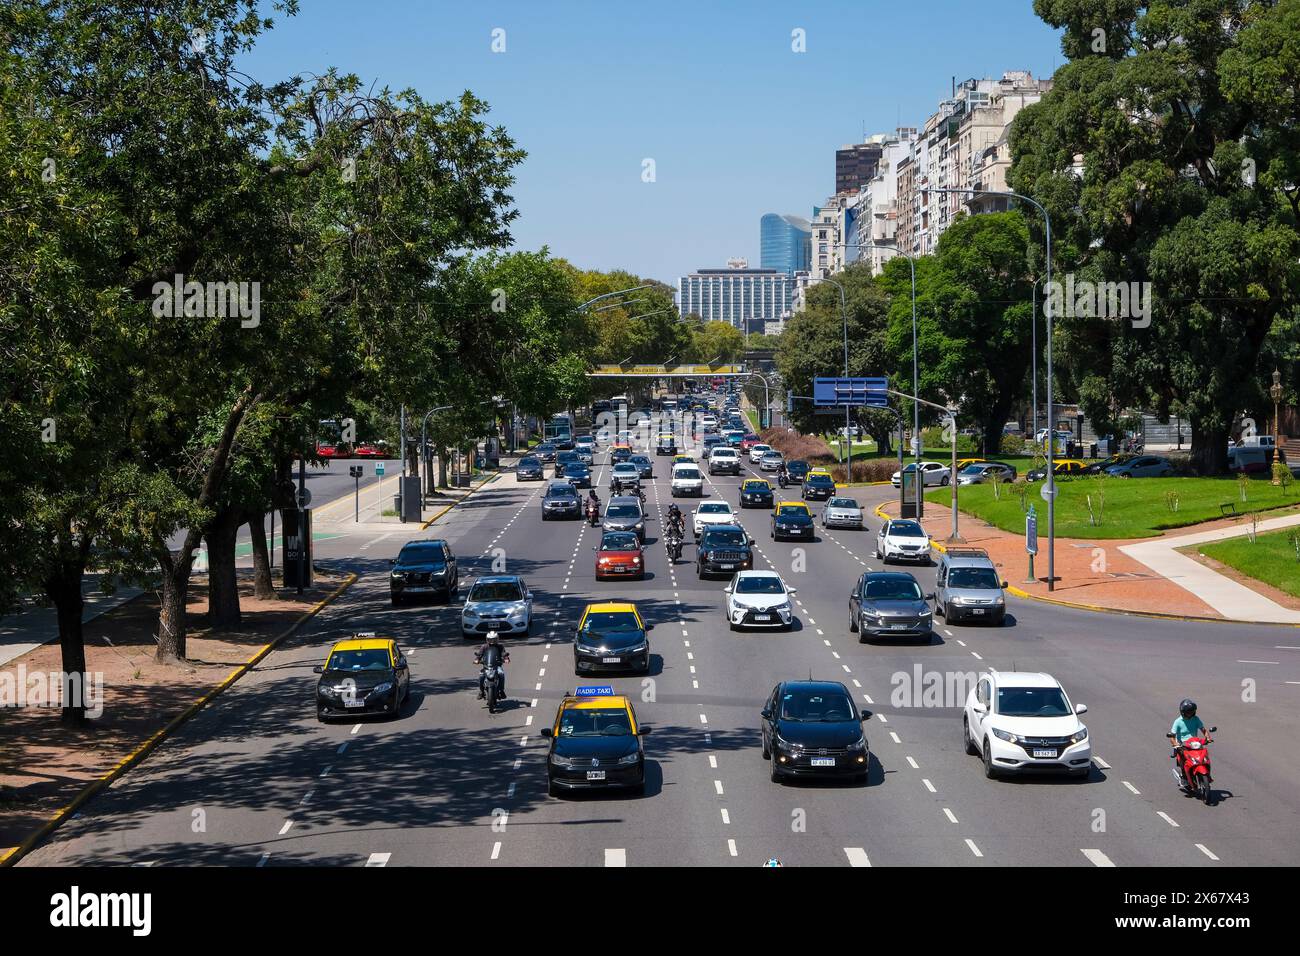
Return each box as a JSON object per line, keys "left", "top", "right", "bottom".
{"left": 1271, "top": 369, "right": 1284, "bottom": 485}
{"left": 923, "top": 186, "right": 1055, "bottom": 589}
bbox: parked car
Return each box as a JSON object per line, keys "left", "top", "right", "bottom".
{"left": 1228, "top": 445, "right": 1284, "bottom": 475}
{"left": 1025, "top": 459, "right": 1086, "bottom": 481}
{"left": 1104, "top": 455, "right": 1175, "bottom": 478}
{"left": 891, "top": 461, "right": 951, "bottom": 487}
{"left": 956, "top": 462, "right": 1017, "bottom": 485}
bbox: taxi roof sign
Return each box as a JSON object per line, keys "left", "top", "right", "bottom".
{"left": 574, "top": 685, "right": 615, "bottom": 697}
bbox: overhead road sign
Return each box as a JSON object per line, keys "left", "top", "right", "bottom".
{"left": 813, "top": 377, "right": 889, "bottom": 408}
{"left": 588, "top": 364, "right": 746, "bottom": 378}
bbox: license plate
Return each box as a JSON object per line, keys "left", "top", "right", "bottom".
{"left": 754, "top": 614, "right": 771, "bottom": 621}
{"left": 344, "top": 698, "right": 366, "bottom": 708}
{"left": 1032, "top": 749, "right": 1058, "bottom": 758}
{"left": 890, "top": 623, "right": 908, "bottom": 630}
{"left": 586, "top": 770, "right": 606, "bottom": 781}
{"left": 603, "top": 657, "right": 621, "bottom": 664}
{"left": 720, "top": 563, "right": 735, "bottom": 570}
{"left": 972, "top": 608, "right": 985, "bottom": 615}
{"left": 810, "top": 757, "right": 835, "bottom": 767}
{"left": 611, "top": 566, "right": 627, "bottom": 573}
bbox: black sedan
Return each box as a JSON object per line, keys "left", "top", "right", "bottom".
{"left": 561, "top": 461, "right": 592, "bottom": 488}
{"left": 771, "top": 502, "right": 815, "bottom": 541}
{"left": 786, "top": 460, "right": 811, "bottom": 483}
{"left": 739, "top": 479, "right": 774, "bottom": 509}
{"left": 389, "top": 539, "right": 458, "bottom": 605}
{"left": 515, "top": 455, "right": 544, "bottom": 481}
{"left": 541, "top": 692, "right": 649, "bottom": 797}
{"left": 314, "top": 636, "right": 410, "bottom": 721}
{"left": 761, "top": 681, "right": 872, "bottom": 784}
{"left": 802, "top": 473, "right": 836, "bottom": 500}
{"left": 572, "top": 605, "right": 653, "bottom": 675}
{"left": 541, "top": 481, "right": 581, "bottom": 520}
{"left": 629, "top": 454, "right": 655, "bottom": 479}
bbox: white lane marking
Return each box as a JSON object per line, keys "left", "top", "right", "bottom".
{"left": 955, "top": 639, "right": 966, "bottom": 647}
{"left": 714, "top": 780, "right": 724, "bottom": 795}
{"left": 942, "top": 808, "right": 958, "bottom": 824}
{"left": 922, "top": 778, "right": 936, "bottom": 793}
{"left": 1093, "top": 756, "right": 1111, "bottom": 770}
{"left": 852, "top": 679, "right": 861, "bottom": 688}
{"left": 970, "top": 652, "right": 982, "bottom": 660}
{"left": 832, "top": 652, "right": 841, "bottom": 659}
{"left": 965, "top": 839, "right": 983, "bottom": 858}
{"left": 605, "top": 848, "right": 627, "bottom": 867}
{"left": 507, "top": 783, "right": 516, "bottom": 798}
{"left": 1237, "top": 660, "right": 1278, "bottom": 665}
{"left": 337, "top": 741, "right": 349, "bottom": 754}
{"left": 256, "top": 853, "right": 270, "bottom": 867}
{"left": 841, "top": 664, "right": 851, "bottom": 672}
{"left": 699, "top": 713, "right": 708, "bottom": 724}
{"left": 720, "top": 809, "right": 730, "bottom": 824}
{"left": 862, "top": 694, "right": 874, "bottom": 705}
{"left": 278, "top": 820, "right": 293, "bottom": 835}
{"left": 708, "top": 755, "right": 717, "bottom": 768}
{"left": 491, "top": 841, "right": 502, "bottom": 860}
{"left": 351, "top": 724, "right": 362, "bottom": 735}
{"left": 905, "top": 756, "right": 918, "bottom": 769}
{"left": 727, "top": 839, "right": 738, "bottom": 857}
{"left": 890, "top": 732, "right": 901, "bottom": 744}
{"left": 1082, "top": 848, "right": 1115, "bottom": 867}
{"left": 1156, "top": 811, "right": 1180, "bottom": 828}
{"left": 525, "top": 715, "right": 533, "bottom": 726}
{"left": 1195, "top": 843, "right": 1220, "bottom": 861}
{"left": 843, "top": 847, "right": 871, "bottom": 867}
{"left": 876, "top": 714, "right": 887, "bottom": 724}
{"left": 944, "top": 629, "right": 953, "bottom": 636}
{"left": 319, "top": 765, "right": 332, "bottom": 778}
{"left": 1122, "top": 781, "right": 1140, "bottom": 795}
{"left": 365, "top": 852, "right": 390, "bottom": 867}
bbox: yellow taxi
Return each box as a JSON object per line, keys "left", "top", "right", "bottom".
{"left": 314, "top": 634, "right": 409, "bottom": 721}
{"left": 801, "top": 469, "right": 837, "bottom": 501}
{"left": 610, "top": 442, "right": 633, "bottom": 464}
{"left": 771, "top": 501, "right": 815, "bottom": 541}
{"left": 540, "top": 688, "right": 649, "bottom": 796}
{"left": 956, "top": 458, "right": 989, "bottom": 471}
{"left": 1028, "top": 458, "right": 1086, "bottom": 480}
{"left": 740, "top": 477, "right": 775, "bottom": 509}
{"left": 571, "top": 601, "right": 652, "bottom": 675}
{"left": 673, "top": 454, "right": 697, "bottom": 465}
{"left": 655, "top": 432, "right": 677, "bottom": 456}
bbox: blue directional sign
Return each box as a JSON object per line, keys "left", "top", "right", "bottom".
{"left": 813, "top": 377, "right": 889, "bottom": 408}
{"left": 574, "top": 685, "right": 615, "bottom": 698}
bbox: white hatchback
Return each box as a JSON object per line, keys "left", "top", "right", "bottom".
{"left": 693, "top": 500, "right": 737, "bottom": 537}
{"left": 874, "top": 518, "right": 932, "bottom": 564}
{"left": 963, "top": 670, "right": 1091, "bottom": 778}
{"left": 749, "top": 443, "right": 772, "bottom": 463}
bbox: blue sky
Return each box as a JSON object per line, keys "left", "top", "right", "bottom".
{"left": 241, "top": 1, "right": 1063, "bottom": 283}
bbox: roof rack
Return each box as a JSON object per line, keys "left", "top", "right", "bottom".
{"left": 942, "top": 547, "right": 990, "bottom": 559}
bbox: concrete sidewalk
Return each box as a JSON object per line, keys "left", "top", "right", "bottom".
{"left": 0, "top": 579, "right": 143, "bottom": 668}
{"left": 1120, "top": 513, "right": 1300, "bottom": 624}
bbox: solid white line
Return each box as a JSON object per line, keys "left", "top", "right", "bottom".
{"left": 1082, "top": 848, "right": 1115, "bottom": 867}
{"left": 965, "top": 839, "right": 983, "bottom": 858}
{"left": 365, "top": 852, "right": 390, "bottom": 867}
{"left": 605, "top": 848, "right": 627, "bottom": 867}
{"left": 942, "top": 808, "right": 958, "bottom": 824}
{"left": 843, "top": 847, "right": 871, "bottom": 867}
{"left": 1157, "top": 811, "right": 1180, "bottom": 827}
{"left": 1195, "top": 843, "right": 1220, "bottom": 861}
{"left": 1122, "top": 780, "right": 1140, "bottom": 795}
{"left": 922, "top": 778, "right": 936, "bottom": 793}
{"left": 1237, "top": 660, "right": 1278, "bottom": 665}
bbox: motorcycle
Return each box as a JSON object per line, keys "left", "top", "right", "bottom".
{"left": 777, "top": 471, "right": 788, "bottom": 489}
{"left": 665, "top": 532, "right": 683, "bottom": 563}
{"left": 1170, "top": 728, "right": 1216, "bottom": 802}
{"left": 479, "top": 661, "right": 507, "bottom": 713}
{"left": 585, "top": 498, "right": 601, "bottom": 526}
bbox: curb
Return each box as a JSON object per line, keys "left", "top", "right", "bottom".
{"left": 872, "top": 501, "right": 1300, "bottom": 628}
{"left": 0, "top": 571, "right": 359, "bottom": 868}
{"left": 419, "top": 472, "right": 501, "bottom": 530}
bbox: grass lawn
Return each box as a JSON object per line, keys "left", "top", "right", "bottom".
{"left": 927, "top": 476, "right": 1300, "bottom": 539}
{"left": 1197, "top": 529, "right": 1300, "bottom": 599}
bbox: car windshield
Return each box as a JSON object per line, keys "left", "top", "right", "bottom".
{"left": 676, "top": 469, "right": 701, "bottom": 480}
{"left": 520, "top": 457, "right": 540, "bottom": 467}
{"left": 865, "top": 577, "right": 923, "bottom": 600}
{"left": 614, "top": 464, "right": 637, "bottom": 473}
{"left": 780, "top": 689, "right": 855, "bottom": 722}
{"left": 606, "top": 505, "right": 640, "bottom": 519}
{"left": 743, "top": 482, "right": 767, "bottom": 491}
{"left": 581, "top": 611, "right": 641, "bottom": 632}
{"left": 890, "top": 521, "right": 925, "bottom": 538}
{"left": 997, "top": 687, "right": 1071, "bottom": 718}
{"left": 736, "top": 576, "right": 784, "bottom": 594}
{"left": 809, "top": 475, "right": 833, "bottom": 484}
{"left": 470, "top": 581, "right": 524, "bottom": 602}
{"left": 776, "top": 505, "right": 808, "bottom": 517}
{"left": 828, "top": 498, "right": 858, "bottom": 508}
{"left": 949, "top": 568, "right": 1000, "bottom": 589}
{"left": 538, "top": 444, "right": 556, "bottom": 453}
{"left": 398, "top": 544, "right": 445, "bottom": 564}
{"left": 558, "top": 707, "right": 633, "bottom": 737}
{"left": 601, "top": 533, "right": 639, "bottom": 551}
{"left": 702, "top": 528, "right": 746, "bottom": 546}
{"left": 700, "top": 503, "right": 730, "bottom": 514}
{"left": 960, "top": 464, "right": 985, "bottom": 475}
{"left": 326, "top": 648, "right": 391, "bottom": 671}
{"left": 548, "top": 486, "right": 576, "bottom": 498}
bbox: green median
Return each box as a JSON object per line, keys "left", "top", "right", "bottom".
{"left": 926, "top": 476, "right": 1300, "bottom": 540}
{"left": 1196, "top": 529, "right": 1300, "bottom": 599}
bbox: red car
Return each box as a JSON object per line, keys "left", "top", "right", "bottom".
{"left": 740, "top": 433, "right": 761, "bottom": 450}
{"left": 353, "top": 442, "right": 387, "bottom": 458}
{"left": 595, "top": 531, "right": 644, "bottom": 581}
{"left": 316, "top": 442, "right": 340, "bottom": 458}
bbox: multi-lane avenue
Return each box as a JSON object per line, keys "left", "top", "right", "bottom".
{"left": 20, "top": 445, "right": 1300, "bottom": 868}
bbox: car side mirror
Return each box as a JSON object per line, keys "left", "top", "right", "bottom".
{"left": 860, "top": 710, "right": 873, "bottom": 721}
{"left": 760, "top": 708, "right": 772, "bottom": 721}
{"left": 972, "top": 703, "right": 987, "bottom": 715}
{"left": 1000, "top": 580, "right": 1009, "bottom": 589}
{"left": 925, "top": 593, "right": 936, "bottom": 602}
{"left": 723, "top": 586, "right": 733, "bottom": 594}
{"left": 397, "top": 658, "right": 408, "bottom": 670}
{"left": 1074, "top": 704, "right": 1087, "bottom": 715}
{"left": 639, "top": 726, "right": 652, "bottom": 736}
{"left": 312, "top": 665, "right": 323, "bottom": 674}
{"left": 788, "top": 587, "right": 797, "bottom": 594}
{"left": 539, "top": 728, "right": 553, "bottom": 738}
{"left": 645, "top": 623, "right": 654, "bottom": 631}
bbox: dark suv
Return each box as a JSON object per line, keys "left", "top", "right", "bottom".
{"left": 541, "top": 480, "right": 581, "bottom": 520}
{"left": 696, "top": 524, "right": 754, "bottom": 579}
{"left": 390, "top": 539, "right": 458, "bottom": 606}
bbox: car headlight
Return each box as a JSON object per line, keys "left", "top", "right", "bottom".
{"left": 464, "top": 609, "right": 479, "bottom": 619}
{"left": 576, "top": 643, "right": 600, "bottom": 655}
{"left": 632, "top": 556, "right": 641, "bottom": 565}
{"left": 319, "top": 685, "right": 337, "bottom": 698}
{"left": 1070, "top": 726, "right": 1089, "bottom": 745}
{"left": 635, "top": 521, "right": 644, "bottom": 530}
{"left": 390, "top": 571, "right": 405, "bottom": 580}
{"left": 550, "top": 753, "right": 575, "bottom": 768}
{"left": 617, "top": 752, "right": 640, "bottom": 765}
{"left": 847, "top": 735, "right": 867, "bottom": 752}
{"left": 373, "top": 682, "right": 393, "bottom": 694}
{"left": 920, "top": 608, "right": 932, "bottom": 617}
{"left": 950, "top": 596, "right": 968, "bottom": 605}
{"left": 991, "top": 728, "right": 1019, "bottom": 743}
{"left": 774, "top": 734, "right": 795, "bottom": 751}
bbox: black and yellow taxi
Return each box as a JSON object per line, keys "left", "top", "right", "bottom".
{"left": 572, "top": 601, "right": 653, "bottom": 675}
{"left": 740, "top": 477, "right": 775, "bottom": 509}
{"left": 314, "top": 633, "right": 410, "bottom": 721}
{"left": 540, "top": 688, "right": 650, "bottom": 796}
{"left": 802, "top": 469, "right": 837, "bottom": 501}
{"left": 772, "top": 500, "right": 815, "bottom": 541}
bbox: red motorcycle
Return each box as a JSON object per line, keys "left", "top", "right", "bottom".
{"left": 585, "top": 498, "right": 601, "bottom": 526}
{"left": 1170, "top": 728, "right": 1216, "bottom": 802}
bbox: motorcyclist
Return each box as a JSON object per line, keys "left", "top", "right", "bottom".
{"left": 1167, "top": 698, "right": 1207, "bottom": 764}
{"left": 586, "top": 488, "right": 601, "bottom": 519}
{"left": 666, "top": 503, "right": 685, "bottom": 539}
{"left": 777, "top": 462, "right": 789, "bottom": 487}
{"left": 474, "top": 631, "right": 510, "bottom": 700}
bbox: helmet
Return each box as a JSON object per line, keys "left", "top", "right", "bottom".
{"left": 487, "top": 631, "right": 500, "bottom": 645}
{"left": 1179, "top": 698, "right": 1197, "bottom": 718}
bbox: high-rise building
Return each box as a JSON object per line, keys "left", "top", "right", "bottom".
{"left": 835, "top": 140, "right": 884, "bottom": 194}
{"left": 759, "top": 214, "right": 812, "bottom": 274}
{"left": 678, "top": 264, "right": 795, "bottom": 330}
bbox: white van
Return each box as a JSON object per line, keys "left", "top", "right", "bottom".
{"left": 670, "top": 462, "right": 705, "bottom": 497}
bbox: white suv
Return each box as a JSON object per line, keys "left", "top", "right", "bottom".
{"left": 693, "top": 501, "right": 736, "bottom": 537}
{"left": 748, "top": 443, "right": 772, "bottom": 463}
{"left": 963, "top": 671, "right": 1091, "bottom": 779}
{"left": 724, "top": 570, "right": 796, "bottom": 630}
{"left": 670, "top": 462, "right": 704, "bottom": 497}
{"left": 708, "top": 447, "right": 741, "bottom": 475}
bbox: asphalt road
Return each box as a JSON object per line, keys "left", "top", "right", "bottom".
{"left": 22, "top": 449, "right": 1300, "bottom": 867}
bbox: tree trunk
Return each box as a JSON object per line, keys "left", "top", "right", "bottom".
{"left": 248, "top": 510, "right": 276, "bottom": 599}
{"left": 155, "top": 546, "right": 195, "bottom": 663}
{"left": 206, "top": 505, "right": 242, "bottom": 628}
{"left": 437, "top": 447, "right": 449, "bottom": 488}
{"left": 1190, "top": 418, "right": 1230, "bottom": 476}
{"left": 46, "top": 560, "right": 89, "bottom": 726}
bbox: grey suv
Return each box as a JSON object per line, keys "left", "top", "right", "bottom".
{"left": 602, "top": 495, "right": 646, "bottom": 541}
{"left": 849, "top": 571, "right": 934, "bottom": 642}
{"left": 935, "top": 548, "right": 1007, "bottom": 625}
